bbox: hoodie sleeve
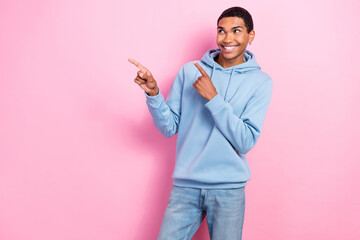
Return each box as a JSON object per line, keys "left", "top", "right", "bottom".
{"left": 145, "top": 66, "right": 184, "bottom": 138}
{"left": 204, "top": 79, "right": 273, "bottom": 154}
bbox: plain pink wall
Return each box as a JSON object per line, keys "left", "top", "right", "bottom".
{"left": 1, "top": 0, "right": 360, "bottom": 239}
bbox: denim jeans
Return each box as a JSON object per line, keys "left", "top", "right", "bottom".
{"left": 158, "top": 185, "right": 245, "bottom": 240}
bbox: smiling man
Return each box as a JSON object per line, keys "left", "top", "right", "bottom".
{"left": 129, "top": 6, "right": 272, "bottom": 240}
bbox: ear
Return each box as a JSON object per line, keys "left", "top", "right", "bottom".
{"left": 249, "top": 30, "right": 255, "bottom": 43}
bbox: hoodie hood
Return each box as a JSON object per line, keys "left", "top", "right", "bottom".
{"left": 201, "top": 48, "right": 261, "bottom": 74}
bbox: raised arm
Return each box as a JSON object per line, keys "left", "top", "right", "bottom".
{"left": 128, "top": 58, "right": 183, "bottom": 137}
{"left": 192, "top": 61, "right": 272, "bottom": 154}
{"left": 205, "top": 80, "right": 273, "bottom": 154}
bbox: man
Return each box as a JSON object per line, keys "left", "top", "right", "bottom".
{"left": 129, "top": 6, "right": 272, "bottom": 240}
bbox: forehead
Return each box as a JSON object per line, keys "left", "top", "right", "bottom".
{"left": 217, "top": 17, "right": 246, "bottom": 29}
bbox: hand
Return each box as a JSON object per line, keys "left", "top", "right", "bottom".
{"left": 193, "top": 62, "right": 218, "bottom": 101}
{"left": 128, "top": 58, "right": 159, "bottom": 96}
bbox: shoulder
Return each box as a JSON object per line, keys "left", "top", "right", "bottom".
{"left": 250, "top": 70, "right": 272, "bottom": 82}
{"left": 234, "top": 70, "right": 272, "bottom": 97}
{"left": 177, "top": 61, "right": 203, "bottom": 77}
{"left": 246, "top": 70, "right": 273, "bottom": 89}
{"left": 252, "top": 71, "right": 273, "bottom": 96}
{"left": 182, "top": 61, "right": 199, "bottom": 71}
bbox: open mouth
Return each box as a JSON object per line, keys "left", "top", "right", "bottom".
{"left": 221, "top": 45, "right": 239, "bottom": 53}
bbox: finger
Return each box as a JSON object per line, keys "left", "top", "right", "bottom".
{"left": 128, "top": 58, "right": 147, "bottom": 70}
{"left": 145, "top": 70, "right": 154, "bottom": 81}
{"left": 134, "top": 78, "right": 142, "bottom": 85}
{"left": 134, "top": 78, "right": 146, "bottom": 86}
{"left": 138, "top": 69, "right": 151, "bottom": 80}
{"left": 137, "top": 70, "right": 146, "bottom": 79}
{"left": 193, "top": 61, "right": 209, "bottom": 77}
{"left": 137, "top": 69, "right": 152, "bottom": 81}
{"left": 135, "top": 76, "right": 146, "bottom": 84}
{"left": 193, "top": 81, "right": 199, "bottom": 90}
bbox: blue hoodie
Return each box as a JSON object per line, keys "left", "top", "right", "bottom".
{"left": 145, "top": 49, "right": 273, "bottom": 189}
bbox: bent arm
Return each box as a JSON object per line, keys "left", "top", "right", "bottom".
{"left": 205, "top": 80, "right": 273, "bottom": 154}
{"left": 145, "top": 66, "right": 184, "bottom": 138}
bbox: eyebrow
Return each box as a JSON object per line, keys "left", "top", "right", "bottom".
{"left": 217, "top": 26, "right": 244, "bottom": 30}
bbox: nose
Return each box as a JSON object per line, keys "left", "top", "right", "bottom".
{"left": 224, "top": 33, "right": 233, "bottom": 43}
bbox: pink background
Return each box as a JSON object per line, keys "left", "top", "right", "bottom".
{"left": 1, "top": 0, "right": 360, "bottom": 239}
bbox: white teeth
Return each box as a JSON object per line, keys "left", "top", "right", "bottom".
{"left": 224, "top": 46, "right": 237, "bottom": 50}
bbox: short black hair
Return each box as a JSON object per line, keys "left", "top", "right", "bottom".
{"left": 217, "top": 7, "right": 254, "bottom": 33}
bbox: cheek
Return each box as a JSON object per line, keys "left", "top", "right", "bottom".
{"left": 238, "top": 35, "right": 248, "bottom": 43}
{"left": 216, "top": 35, "right": 224, "bottom": 43}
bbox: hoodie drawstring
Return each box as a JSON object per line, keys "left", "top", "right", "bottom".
{"left": 210, "top": 66, "right": 235, "bottom": 102}
{"left": 224, "top": 69, "right": 235, "bottom": 101}
{"left": 210, "top": 65, "right": 215, "bottom": 80}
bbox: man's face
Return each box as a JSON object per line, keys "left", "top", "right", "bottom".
{"left": 216, "top": 17, "right": 255, "bottom": 64}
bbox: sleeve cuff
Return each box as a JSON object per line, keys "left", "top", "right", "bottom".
{"left": 204, "top": 94, "right": 226, "bottom": 114}
{"left": 145, "top": 88, "right": 163, "bottom": 108}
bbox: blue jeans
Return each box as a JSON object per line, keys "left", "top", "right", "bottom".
{"left": 158, "top": 185, "right": 245, "bottom": 240}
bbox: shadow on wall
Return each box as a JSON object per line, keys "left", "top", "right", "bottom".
{"left": 124, "top": 27, "right": 215, "bottom": 240}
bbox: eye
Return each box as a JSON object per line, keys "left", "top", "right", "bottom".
{"left": 234, "top": 29, "right": 241, "bottom": 33}
{"left": 218, "top": 30, "right": 225, "bottom": 34}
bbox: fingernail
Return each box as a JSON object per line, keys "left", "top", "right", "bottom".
{"left": 140, "top": 73, "right": 143, "bottom": 78}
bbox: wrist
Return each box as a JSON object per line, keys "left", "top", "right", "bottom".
{"left": 207, "top": 91, "right": 218, "bottom": 101}
{"left": 147, "top": 87, "right": 159, "bottom": 96}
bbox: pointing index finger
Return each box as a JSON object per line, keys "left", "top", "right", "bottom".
{"left": 128, "top": 58, "right": 146, "bottom": 70}
{"left": 193, "top": 61, "right": 209, "bottom": 77}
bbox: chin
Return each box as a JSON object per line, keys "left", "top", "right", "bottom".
{"left": 222, "top": 53, "right": 241, "bottom": 60}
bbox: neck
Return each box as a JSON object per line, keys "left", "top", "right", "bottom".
{"left": 215, "top": 53, "right": 245, "bottom": 69}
